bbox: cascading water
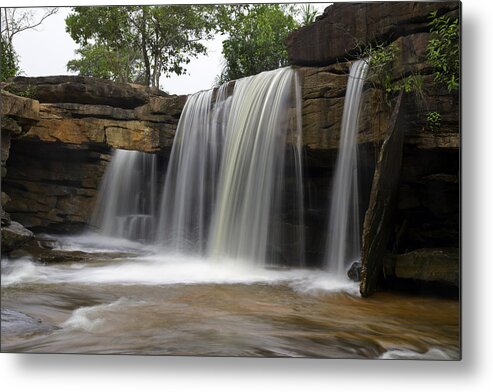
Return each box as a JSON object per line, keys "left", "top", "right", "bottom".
{"left": 90, "top": 149, "right": 158, "bottom": 242}
{"left": 91, "top": 67, "right": 304, "bottom": 267}
{"left": 208, "top": 67, "right": 304, "bottom": 266}
{"left": 152, "top": 67, "right": 304, "bottom": 266}
{"left": 156, "top": 84, "right": 232, "bottom": 253}
{"left": 325, "top": 60, "right": 369, "bottom": 276}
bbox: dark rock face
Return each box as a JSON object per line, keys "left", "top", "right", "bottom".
{"left": 384, "top": 248, "right": 459, "bottom": 287}
{"left": 287, "top": 2, "right": 460, "bottom": 67}
{"left": 360, "top": 92, "right": 405, "bottom": 297}
{"left": 289, "top": 1, "right": 460, "bottom": 294}
{"left": 3, "top": 140, "right": 109, "bottom": 231}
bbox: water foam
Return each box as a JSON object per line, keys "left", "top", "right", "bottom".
{"left": 1, "top": 255, "right": 358, "bottom": 295}
{"left": 379, "top": 347, "right": 459, "bottom": 360}
{"left": 62, "top": 298, "right": 144, "bottom": 332}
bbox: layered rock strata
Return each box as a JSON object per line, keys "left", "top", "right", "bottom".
{"left": 2, "top": 77, "right": 185, "bottom": 234}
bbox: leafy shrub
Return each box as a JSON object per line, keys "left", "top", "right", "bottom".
{"left": 426, "top": 11, "right": 460, "bottom": 92}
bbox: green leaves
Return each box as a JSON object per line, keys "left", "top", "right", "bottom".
{"left": 217, "top": 4, "right": 300, "bottom": 83}
{"left": 427, "top": 111, "right": 442, "bottom": 132}
{"left": 1, "top": 36, "right": 19, "bottom": 81}
{"left": 65, "top": 5, "right": 220, "bottom": 87}
{"left": 426, "top": 12, "right": 459, "bottom": 92}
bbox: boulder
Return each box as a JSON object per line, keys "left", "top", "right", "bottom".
{"left": 1, "top": 221, "right": 34, "bottom": 253}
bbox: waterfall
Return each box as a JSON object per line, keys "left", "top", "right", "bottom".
{"left": 92, "top": 67, "right": 304, "bottom": 267}
{"left": 208, "top": 67, "right": 304, "bottom": 266}
{"left": 155, "top": 84, "right": 232, "bottom": 253}
{"left": 90, "top": 149, "right": 158, "bottom": 242}
{"left": 325, "top": 60, "right": 368, "bottom": 276}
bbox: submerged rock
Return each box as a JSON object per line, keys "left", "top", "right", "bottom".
{"left": 1, "top": 308, "right": 57, "bottom": 338}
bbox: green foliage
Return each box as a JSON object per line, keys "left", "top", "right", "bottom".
{"left": 363, "top": 43, "right": 398, "bottom": 94}
{"left": 15, "top": 84, "right": 37, "bottom": 99}
{"left": 297, "top": 4, "right": 318, "bottom": 26}
{"left": 427, "top": 111, "right": 441, "bottom": 132}
{"left": 426, "top": 11, "right": 460, "bottom": 92}
{"left": 217, "top": 4, "right": 300, "bottom": 83}
{"left": 66, "top": 5, "right": 219, "bottom": 87}
{"left": 362, "top": 43, "right": 424, "bottom": 105}
{"left": 67, "top": 43, "right": 144, "bottom": 83}
{"left": 1, "top": 36, "right": 19, "bottom": 81}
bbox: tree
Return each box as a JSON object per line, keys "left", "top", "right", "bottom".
{"left": 66, "top": 6, "right": 218, "bottom": 88}
{"left": 1, "top": 7, "right": 58, "bottom": 81}
{"left": 216, "top": 4, "right": 300, "bottom": 83}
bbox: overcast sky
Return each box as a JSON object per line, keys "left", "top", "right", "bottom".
{"left": 10, "top": 2, "right": 332, "bottom": 95}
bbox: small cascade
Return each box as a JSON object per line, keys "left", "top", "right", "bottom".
{"left": 156, "top": 84, "right": 232, "bottom": 253}
{"left": 90, "top": 149, "right": 158, "bottom": 242}
{"left": 208, "top": 68, "right": 304, "bottom": 266}
{"left": 325, "top": 60, "right": 369, "bottom": 276}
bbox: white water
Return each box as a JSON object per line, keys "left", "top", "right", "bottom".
{"left": 209, "top": 67, "right": 305, "bottom": 266}
{"left": 156, "top": 85, "right": 231, "bottom": 253}
{"left": 379, "top": 347, "right": 457, "bottom": 360}
{"left": 325, "top": 60, "right": 368, "bottom": 275}
{"left": 1, "top": 256, "right": 358, "bottom": 294}
{"left": 90, "top": 149, "right": 158, "bottom": 242}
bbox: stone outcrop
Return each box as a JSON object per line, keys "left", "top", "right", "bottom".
{"left": 9, "top": 76, "right": 149, "bottom": 109}
{"left": 1, "top": 221, "right": 34, "bottom": 253}
{"left": 287, "top": 1, "right": 460, "bottom": 66}
{"left": 4, "top": 76, "right": 186, "bottom": 153}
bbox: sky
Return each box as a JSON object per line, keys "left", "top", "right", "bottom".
{"left": 10, "top": 3, "right": 332, "bottom": 95}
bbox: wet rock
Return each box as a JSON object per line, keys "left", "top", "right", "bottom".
{"left": 347, "top": 262, "right": 362, "bottom": 282}
{"left": 1, "top": 221, "right": 34, "bottom": 253}
{"left": 1, "top": 308, "right": 57, "bottom": 338}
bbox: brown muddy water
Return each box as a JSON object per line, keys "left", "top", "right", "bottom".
{"left": 1, "top": 235, "right": 460, "bottom": 359}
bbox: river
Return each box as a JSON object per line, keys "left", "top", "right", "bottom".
{"left": 1, "top": 235, "right": 460, "bottom": 359}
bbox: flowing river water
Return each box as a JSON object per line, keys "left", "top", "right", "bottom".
{"left": 1, "top": 235, "right": 459, "bottom": 359}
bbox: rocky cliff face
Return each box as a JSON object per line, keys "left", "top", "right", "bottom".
{"left": 2, "top": 77, "right": 185, "bottom": 234}
{"left": 287, "top": 1, "right": 460, "bottom": 291}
